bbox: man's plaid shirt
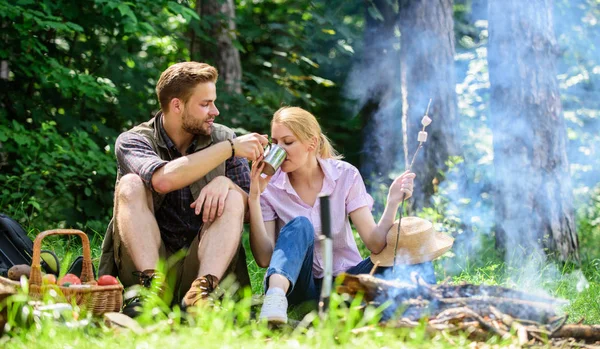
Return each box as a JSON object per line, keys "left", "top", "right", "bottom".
{"left": 115, "top": 116, "right": 250, "bottom": 252}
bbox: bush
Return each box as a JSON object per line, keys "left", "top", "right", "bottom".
{"left": 0, "top": 119, "right": 115, "bottom": 233}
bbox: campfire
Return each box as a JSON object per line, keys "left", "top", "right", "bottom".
{"left": 337, "top": 273, "right": 600, "bottom": 345}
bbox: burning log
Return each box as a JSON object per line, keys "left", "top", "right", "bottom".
{"left": 337, "top": 273, "right": 565, "bottom": 322}
{"left": 398, "top": 295, "right": 559, "bottom": 323}
{"left": 337, "top": 273, "right": 599, "bottom": 344}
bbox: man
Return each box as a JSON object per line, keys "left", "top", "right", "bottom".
{"left": 98, "top": 62, "right": 268, "bottom": 313}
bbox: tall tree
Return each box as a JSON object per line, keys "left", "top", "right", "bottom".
{"left": 488, "top": 0, "right": 579, "bottom": 261}
{"left": 398, "top": 0, "right": 459, "bottom": 210}
{"left": 191, "top": 0, "right": 242, "bottom": 93}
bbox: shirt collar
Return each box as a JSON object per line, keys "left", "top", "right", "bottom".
{"left": 271, "top": 157, "right": 341, "bottom": 197}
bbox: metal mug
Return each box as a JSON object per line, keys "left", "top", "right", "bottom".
{"left": 261, "top": 143, "right": 287, "bottom": 175}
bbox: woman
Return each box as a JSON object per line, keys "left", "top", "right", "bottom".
{"left": 248, "top": 106, "right": 435, "bottom": 324}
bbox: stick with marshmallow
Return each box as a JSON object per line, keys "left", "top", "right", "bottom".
{"left": 408, "top": 100, "right": 432, "bottom": 171}
{"left": 418, "top": 115, "right": 431, "bottom": 142}
{"left": 393, "top": 99, "right": 433, "bottom": 271}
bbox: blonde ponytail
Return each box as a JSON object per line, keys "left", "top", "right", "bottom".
{"left": 272, "top": 106, "right": 343, "bottom": 160}
{"left": 319, "top": 133, "right": 343, "bottom": 160}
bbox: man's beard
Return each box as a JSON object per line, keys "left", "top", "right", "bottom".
{"left": 181, "top": 109, "right": 211, "bottom": 136}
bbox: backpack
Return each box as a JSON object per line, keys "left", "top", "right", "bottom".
{"left": 0, "top": 213, "right": 35, "bottom": 277}
{"left": 0, "top": 213, "right": 60, "bottom": 277}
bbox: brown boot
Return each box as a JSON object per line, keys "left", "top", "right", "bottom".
{"left": 136, "top": 269, "right": 165, "bottom": 288}
{"left": 181, "top": 274, "right": 219, "bottom": 310}
{"left": 122, "top": 269, "right": 166, "bottom": 318}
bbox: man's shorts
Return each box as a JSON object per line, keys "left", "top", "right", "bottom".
{"left": 113, "top": 225, "right": 250, "bottom": 302}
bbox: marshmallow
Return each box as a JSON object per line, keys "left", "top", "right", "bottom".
{"left": 421, "top": 115, "right": 432, "bottom": 127}
{"left": 418, "top": 131, "right": 428, "bottom": 142}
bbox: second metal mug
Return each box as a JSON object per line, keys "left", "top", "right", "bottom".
{"left": 261, "top": 143, "right": 287, "bottom": 175}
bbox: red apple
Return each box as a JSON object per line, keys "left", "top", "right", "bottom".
{"left": 58, "top": 273, "right": 81, "bottom": 286}
{"left": 97, "top": 275, "right": 119, "bottom": 286}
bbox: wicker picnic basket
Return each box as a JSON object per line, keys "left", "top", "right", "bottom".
{"left": 0, "top": 229, "right": 123, "bottom": 316}
{"left": 0, "top": 282, "right": 16, "bottom": 333}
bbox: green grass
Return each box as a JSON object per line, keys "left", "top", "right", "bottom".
{"left": 0, "top": 287, "right": 519, "bottom": 349}
{"left": 1, "top": 225, "right": 598, "bottom": 348}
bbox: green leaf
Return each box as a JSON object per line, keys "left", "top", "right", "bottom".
{"left": 338, "top": 42, "right": 354, "bottom": 54}
{"left": 300, "top": 56, "right": 319, "bottom": 68}
{"left": 84, "top": 187, "right": 92, "bottom": 197}
{"left": 117, "top": 3, "right": 138, "bottom": 23}
{"left": 310, "top": 75, "right": 335, "bottom": 87}
{"left": 139, "top": 22, "right": 156, "bottom": 34}
{"left": 385, "top": 0, "right": 400, "bottom": 13}
{"left": 29, "top": 199, "right": 41, "bottom": 211}
{"left": 13, "top": 134, "right": 29, "bottom": 146}
{"left": 367, "top": 3, "right": 384, "bottom": 22}
{"left": 167, "top": 1, "right": 199, "bottom": 21}
{"left": 65, "top": 22, "right": 84, "bottom": 32}
{"left": 232, "top": 40, "right": 247, "bottom": 54}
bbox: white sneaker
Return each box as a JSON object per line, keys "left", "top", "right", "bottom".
{"left": 259, "top": 292, "right": 288, "bottom": 324}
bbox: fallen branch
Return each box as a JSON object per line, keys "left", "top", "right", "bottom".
{"left": 550, "top": 325, "right": 600, "bottom": 342}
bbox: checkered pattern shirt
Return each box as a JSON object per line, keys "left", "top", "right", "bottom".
{"left": 115, "top": 117, "right": 250, "bottom": 252}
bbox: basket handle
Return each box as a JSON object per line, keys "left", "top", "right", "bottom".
{"left": 30, "top": 229, "right": 95, "bottom": 285}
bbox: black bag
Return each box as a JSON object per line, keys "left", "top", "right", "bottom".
{"left": 0, "top": 213, "right": 34, "bottom": 277}
{"left": 0, "top": 213, "right": 61, "bottom": 277}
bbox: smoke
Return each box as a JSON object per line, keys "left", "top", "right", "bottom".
{"left": 344, "top": 21, "right": 403, "bottom": 189}
{"left": 344, "top": 34, "right": 401, "bottom": 116}
{"left": 346, "top": 1, "right": 599, "bottom": 292}
{"left": 449, "top": 1, "right": 597, "bottom": 291}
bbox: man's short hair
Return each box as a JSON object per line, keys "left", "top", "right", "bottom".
{"left": 156, "top": 62, "right": 218, "bottom": 113}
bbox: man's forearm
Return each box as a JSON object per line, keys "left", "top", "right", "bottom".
{"left": 151, "top": 141, "right": 232, "bottom": 194}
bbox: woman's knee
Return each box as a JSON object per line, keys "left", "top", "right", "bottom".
{"left": 281, "top": 216, "right": 314, "bottom": 244}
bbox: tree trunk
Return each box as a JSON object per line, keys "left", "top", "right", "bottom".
{"left": 359, "top": 0, "right": 402, "bottom": 199}
{"left": 398, "top": 0, "right": 459, "bottom": 210}
{"left": 488, "top": 0, "right": 579, "bottom": 261}
{"left": 191, "top": 0, "right": 242, "bottom": 93}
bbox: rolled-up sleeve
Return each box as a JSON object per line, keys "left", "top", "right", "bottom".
{"left": 225, "top": 134, "right": 251, "bottom": 193}
{"left": 115, "top": 132, "right": 167, "bottom": 190}
{"left": 345, "top": 166, "right": 374, "bottom": 214}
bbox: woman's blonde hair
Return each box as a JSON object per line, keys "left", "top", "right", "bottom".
{"left": 272, "top": 106, "right": 343, "bottom": 160}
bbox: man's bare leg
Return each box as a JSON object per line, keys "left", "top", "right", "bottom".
{"left": 196, "top": 189, "right": 245, "bottom": 279}
{"left": 115, "top": 174, "right": 161, "bottom": 274}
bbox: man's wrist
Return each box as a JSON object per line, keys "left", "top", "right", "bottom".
{"left": 226, "top": 138, "right": 235, "bottom": 159}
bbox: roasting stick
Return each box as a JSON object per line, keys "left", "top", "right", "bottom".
{"left": 392, "top": 99, "right": 432, "bottom": 273}
{"left": 318, "top": 194, "right": 333, "bottom": 318}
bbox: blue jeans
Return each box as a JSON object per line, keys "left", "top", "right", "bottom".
{"left": 265, "top": 217, "right": 437, "bottom": 307}
{"left": 265, "top": 217, "right": 318, "bottom": 306}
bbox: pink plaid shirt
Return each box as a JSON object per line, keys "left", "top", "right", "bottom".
{"left": 260, "top": 158, "right": 374, "bottom": 278}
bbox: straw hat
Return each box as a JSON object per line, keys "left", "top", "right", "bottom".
{"left": 370, "top": 216, "right": 454, "bottom": 266}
